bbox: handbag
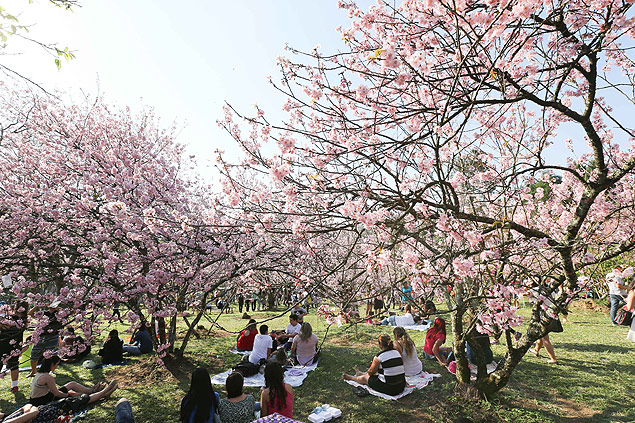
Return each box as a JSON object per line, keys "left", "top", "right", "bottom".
{"left": 547, "top": 318, "right": 563, "bottom": 333}
{"left": 614, "top": 308, "right": 633, "bottom": 326}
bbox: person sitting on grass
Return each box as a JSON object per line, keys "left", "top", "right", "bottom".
{"left": 3, "top": 381, "right": 118, "bottom": 423}
{"left": 98, "top": 329, "right": 124, "bottom": 365}
{"left": 268, "top": 348, "right": 291, "bottom": 367}
{"left": 393, "top": 326, "right": 422, "bottom": 376}
{"left": 236, "top": 319, "right": 257, "bottom": 352}
{"left": 291, "top": 322, "right": 318, "bottom": 366}
{"left": 342, "top": 334, "right": 406, "bottom": 396}
{"left": 29, "top": 355, "right": 109, "bottom": 406}
{"left": 420, "top": 301, "right": 437, "bottom": 322}
{"left": 423, "top": 317, "right": 453, "bottom": 366}
{"left": 275, "top": 314, "right": 301, "bottom": 351}
{"left": 248, "top": 325, "right": 273, "bottom": 365}
{"left": 60, "top": 327, "right": 91, "bottom": 363}
{"left": 260, "top": 362, "right": 294, "bottom": 418}
{"left": 180, "top": 368, "right": 219, "bottom": 423}
{"left": 218, "top": 372, "right": 259, "bottom": 423}
{"left": 123, "top": 322, "right": 154, "bottom": 356}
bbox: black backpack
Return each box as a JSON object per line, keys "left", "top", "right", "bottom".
{"left": 232, "top": 360, "right": 261, "bottom": 377}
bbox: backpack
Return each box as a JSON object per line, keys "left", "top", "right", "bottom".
{"left": 232, "top": 360, "right": 261, "bottom": 377}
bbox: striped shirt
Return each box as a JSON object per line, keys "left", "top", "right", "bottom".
{"left": 376, "top": 349, "right": 406, "bottom": 384}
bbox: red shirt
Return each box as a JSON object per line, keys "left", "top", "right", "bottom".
{"left": 236, "top": 329, "right": 257, "bottom": 350}
{"left": 424, "top": 329, "right": 445, "bottom": 355}
{"left": 268, "top": 387, "right": 293, "bottom": 418}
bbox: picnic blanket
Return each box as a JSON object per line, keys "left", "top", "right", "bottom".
{"left": 344, "top": 371, "right": 441, "bottom": 400}
{"left": 211, "top": 360, "right": 319, "bottom": 388}
{"left": 363, "top": 321, "right": 432, "bottom": 331}
{"left": 251, "top": 412, "right": 304, "bottom": 423}
{"left": 92, "top": 359, "right": 131, "bottom": 369}
{"left": 401, "top": 322, "right": 432, "bottom": 332}
{"left": 229, "top": 348, "right": 251, "bottom": 356}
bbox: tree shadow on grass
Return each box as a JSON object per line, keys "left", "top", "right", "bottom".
{"left": 501, "top": 356, "right": 634, "bottom": 423}
{"left": 557, "top": 342, "right": 633, "bottom": 355}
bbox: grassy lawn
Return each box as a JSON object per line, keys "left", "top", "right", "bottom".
{"left": 0, "top": 300, "right": 633, "bottom": 422}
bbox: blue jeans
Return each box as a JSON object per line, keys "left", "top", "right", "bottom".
{"left": 115, "top": 400, "right": 134, "bottom": 423}
{"left": 610, "top": 294, "right": 625, "bottom": 323}
{"left": 122, "top": 345, "right": 142, "bottom": 355}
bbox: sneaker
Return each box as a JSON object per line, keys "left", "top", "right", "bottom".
{"left": 10, "top": 386, "right": 18, "bottom": 394}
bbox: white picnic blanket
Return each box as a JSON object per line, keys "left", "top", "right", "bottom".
{"left": 400, "top": 322, "right": 432, "bottom": 332}
{"left": 344, "top": 371, "right": 441, "bottom": 400}
{"left": 229, "top": 348, "right": 251, "bottom": 356}
{"left": 211, "top": 360, "right": 319, "bottom": 388}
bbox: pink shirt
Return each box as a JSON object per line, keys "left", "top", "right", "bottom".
{"left": 292, "top": 334, "right": 318, "bottom": 366}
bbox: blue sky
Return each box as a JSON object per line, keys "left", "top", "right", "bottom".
{"left": 4, "top": 0, "right": 363, "bottom": 173}
{"left": 4, "top": 1, "right": 633, "bottom": 179}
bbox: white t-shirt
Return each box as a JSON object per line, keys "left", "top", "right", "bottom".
{"left": 249, "top": 334, "right": 273, "bottom": 364}
{"left": 286, "top": 323, "right": 301, "bottom": 335}
{"left": 606, "top": 272, "right": 626, "bottom": 296}
{"left": 394, "top": 313, "right": 415, "bottom": 326}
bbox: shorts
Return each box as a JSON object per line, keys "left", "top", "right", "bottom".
{"left": 0, "top": 330, "right": 23, "bottom": 370}
{"left": 368, "top": 374, "right": 406, "bottom": 396}
{"left": 115, "top": 399, "right": 135, "bottom": 423}
{"left": 30, "top": 334, "right": 60, "bottom": 363}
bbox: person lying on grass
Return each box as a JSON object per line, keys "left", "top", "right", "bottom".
{"left": 30, "top": 355, "right": 109, "bottom": 406}
{"left": 423, "top": 317, "right": 453, "bottom": 367}
{"left": 379, "top": 304, "right": 422, "bottom": 327}
{"left": 3, "top": 380, "right": 118, "bottom": 423}
{"left": 342, "top": 334, "right": 406, "bottom": 396}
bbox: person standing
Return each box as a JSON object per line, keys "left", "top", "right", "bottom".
{"left": 0, "top": 302, "right": 28, "bottom": 393}
{"left": 28, "top": 301, "right": 63, "bottom": 377}
{"left": 606, "top": 266, "right": 628, "bottom": 325}
{"left": 400, "top": 282, "right": 413, "bottom": 310}
{"left": 238, "top": 292, "right": 245, "bottom": 314}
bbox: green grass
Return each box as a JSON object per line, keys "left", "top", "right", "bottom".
{"left": 1, "top": 301, "right": 633, "bottom": 422}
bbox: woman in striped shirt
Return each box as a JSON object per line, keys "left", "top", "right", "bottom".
{"left": 343, "top": 334, "right": 406, "bottom": 396}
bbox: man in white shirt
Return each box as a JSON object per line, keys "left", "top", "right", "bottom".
{"left": 606, "top": 266, "right": 628, "bottom": 324}
{"left": 249, "top": 325, "right": 273, "bottom": 364}
{"left": 280, "top": 314, "right": 301, "bottom": 350}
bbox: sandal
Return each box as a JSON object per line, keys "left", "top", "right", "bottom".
{"left": 353, "top": 385, "right": 370, "bottom": 397}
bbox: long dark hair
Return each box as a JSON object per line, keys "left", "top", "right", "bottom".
{"left": 105, "top": 329, "right": 121, "bottom": 345}
{"left": 264, "top": 362, "right": 287, "bottom": 410}
{"left": 39, "top": 355, "right": 61, "bottom": 373}
{"left": 180, "top": 368, "right": 218, "bottom": 423}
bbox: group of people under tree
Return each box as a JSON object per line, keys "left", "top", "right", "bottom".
{"left": 0, "top": 297, "right": 159, "bottom": 423}
{"left": 180, "top": 364, "right": 293, "bottom": 423}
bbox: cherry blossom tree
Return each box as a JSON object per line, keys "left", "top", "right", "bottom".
{"left": 0, "top": 85, "right": 258, "bottom": 360}
{"left": 220, "top": 0, "right": 635, "bottom": 395}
